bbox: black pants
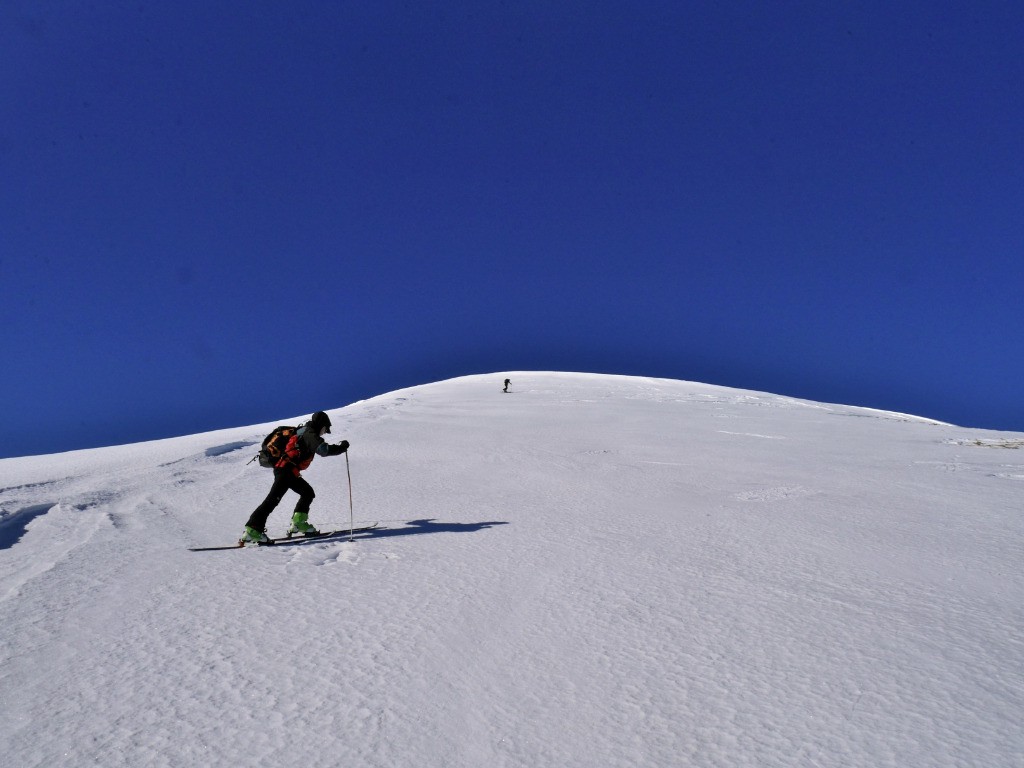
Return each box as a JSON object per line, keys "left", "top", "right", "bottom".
{"left": 246, "top": 469, "right": 315, "bottom": 531}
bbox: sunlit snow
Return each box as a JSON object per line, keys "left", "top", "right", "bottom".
{"left": 1, "top": 373, "right": 1021, "bottom": 767}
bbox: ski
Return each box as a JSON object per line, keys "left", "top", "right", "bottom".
{"left": 188, "top": 542, "right": 250, "bottom": 552}
{"left": 274, "top": 523, "right": 379, "bottom": 543}
{"left": 188, "top": 523, "right": 379, "bottom": 552}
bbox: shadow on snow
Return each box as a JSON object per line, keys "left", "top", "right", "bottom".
{"left": 366, "top": 518, "right": 509, "bottom": 539}
{"left": 0, "top": 504, "right": 57, "bottom": 551}
{"left": 274, "top": 518, "right": 508, "bottom": 548}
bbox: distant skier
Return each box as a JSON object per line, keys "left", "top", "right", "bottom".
{"left": 241, "top": 411, "right": 349, "bottom": 545}
{"left": 503, "top": 378, "right": 511, "bottom": 393}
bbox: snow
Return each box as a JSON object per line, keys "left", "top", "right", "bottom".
{"left": 1, "top": 372, "right": 1022, "bottom": 767}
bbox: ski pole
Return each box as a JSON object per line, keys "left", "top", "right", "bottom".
{"left": 345, "top": 450, "right": 354, "bottom": 541}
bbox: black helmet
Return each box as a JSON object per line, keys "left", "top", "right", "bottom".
{"left": 310, "top": 411, "right": 332, "bottom": 434}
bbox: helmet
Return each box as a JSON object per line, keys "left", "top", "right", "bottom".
{"left": 310, "top": 411, "right": 332, "bottom": 434}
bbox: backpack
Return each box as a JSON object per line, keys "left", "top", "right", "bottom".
{"left": 255, "top": 425, "right": 298, "bottom": 468}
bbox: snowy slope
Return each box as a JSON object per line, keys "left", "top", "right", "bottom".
{"left": 1, "top": 372, "right": 1021, "bottom": 768}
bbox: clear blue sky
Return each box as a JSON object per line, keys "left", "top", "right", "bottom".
{"left": 3, "top": 1, "right": 1022, "bottom": 458}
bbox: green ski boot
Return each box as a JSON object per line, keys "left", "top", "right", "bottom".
{"left": 287, "top": 512, "right": 320, "bottom": 537}
{"left": 240, "top": 526, "right": 270, "bottom": 546}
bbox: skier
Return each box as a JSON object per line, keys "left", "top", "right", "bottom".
{"left": 503, "top": 378, "right": 511, "bottom": 393}
{"left": 241, "top": 411, "right": 349, "bottom": 544}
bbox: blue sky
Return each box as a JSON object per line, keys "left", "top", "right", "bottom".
{"left": 3, "top": 1, "right": 1022, "bottom": 458}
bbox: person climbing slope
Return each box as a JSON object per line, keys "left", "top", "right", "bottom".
{"left": 241, "top": 411, "right": 349, "bottom": 545}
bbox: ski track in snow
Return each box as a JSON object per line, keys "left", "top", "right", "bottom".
{"left": 1, "top": 372, "right": 1022, "bottom": 767}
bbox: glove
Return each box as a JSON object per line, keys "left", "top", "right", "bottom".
{"left": 338, "top": 440, "right": 350, "bottom": 453}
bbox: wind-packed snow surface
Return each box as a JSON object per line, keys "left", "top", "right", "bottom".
{"left": 1, "top": 373, "right": 1022, "bottom": 767}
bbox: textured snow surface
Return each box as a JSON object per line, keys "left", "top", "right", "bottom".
{"left": 1, "top": 372, "right": 1022, "bottom": 767}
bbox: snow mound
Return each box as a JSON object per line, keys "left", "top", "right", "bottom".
{"left": 1, "top": 373, "right": 1021, "bottom": 767}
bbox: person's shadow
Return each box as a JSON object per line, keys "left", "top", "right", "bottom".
{"left": 275, "top": 518, "right": 508, "bottom": 547}
{"left": 365, "top": 518, "right": 508, "bottom": 539}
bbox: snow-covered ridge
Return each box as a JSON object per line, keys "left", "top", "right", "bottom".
{"left": 1, "top": 372, "right": 1021, "bottom": 767}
